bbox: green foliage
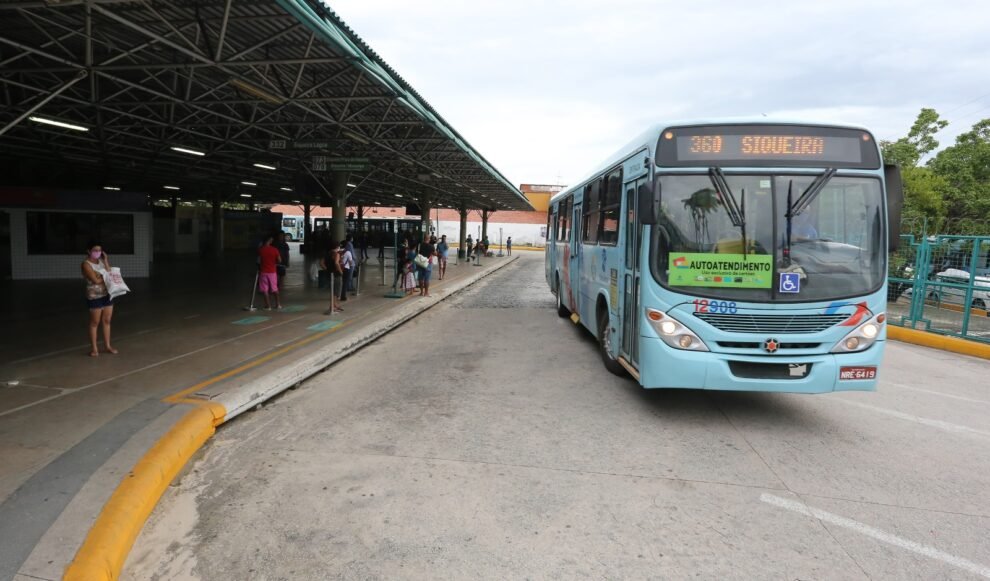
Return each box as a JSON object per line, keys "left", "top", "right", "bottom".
{"left": 884, "top": 109, "right": 990, "bottom": 228}
{"left": 880, "top": 108, "right": 948, "bottom": 167}
{"left": 929, "top": 118, "right": 990, "bottom": 220}
{"left": 900, "top": 166, "right": 947, "bottom": 219}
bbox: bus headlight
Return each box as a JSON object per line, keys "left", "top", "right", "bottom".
{"left": 646, "top": 308, "right": 709, "bottom": 352}
{"left": 831, "top": 313, "right": 885, "bottom": 353}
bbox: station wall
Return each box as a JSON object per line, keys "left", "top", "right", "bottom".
{"left": 4, "top": 208, "right": 153, "bottom": 280}
{"left": 434, "top": 221, "right": 547, "bottom": 247}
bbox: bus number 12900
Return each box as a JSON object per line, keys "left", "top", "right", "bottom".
{"left": 693, "top": 299, "right": 738, "bottom": 314}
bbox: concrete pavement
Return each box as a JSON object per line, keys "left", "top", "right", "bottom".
{"left": 125, "top": 253, "right": 990, "bottom": 580}
{"left": 0, "top": 246, "right": 515, "bottom": 581}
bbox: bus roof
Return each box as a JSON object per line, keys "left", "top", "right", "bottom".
{"left": 550, "top": 118, "right": 874, "bottom": 204}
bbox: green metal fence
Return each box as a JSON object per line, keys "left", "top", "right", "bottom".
{"left": 888, "top": 228, "right": 990, "bottom": 344}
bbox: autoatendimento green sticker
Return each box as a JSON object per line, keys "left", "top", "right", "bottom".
{"left": 668, "top": 253, "right": 773, "bottom": 288}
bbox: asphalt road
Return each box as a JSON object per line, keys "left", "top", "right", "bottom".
{"left": 125, "top": 253, "right": 990, "bottom": 580}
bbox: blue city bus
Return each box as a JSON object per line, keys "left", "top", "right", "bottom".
{"left": 546, "top": 120, "right": 903, "bottom": 392}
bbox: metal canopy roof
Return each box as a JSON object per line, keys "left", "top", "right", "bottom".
{"left": 0, "top": 0, "right": 532, "bottom": 211}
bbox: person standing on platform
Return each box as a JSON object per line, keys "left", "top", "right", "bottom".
{"left": 416, "top": 234, "right": 436, "bottom": 297}
{"left": 82, "top": 241, "right": 117, "bottom": 357}
{"left": 321, "top": 241, "right": 343, "bottom": 314}
{"left": 275, "top": 231, "right": 290, "bottom": 290}
{"left": 338, "top": 240, "right": 355, "bottom": 305}
{"left": 465, "top": 234, "right": 473, "bottom": 262}
{"left": 437, "top": 235, "right": 449, "bottom": 280}
{"left": 506, "top": 236, "right": 512, "bottom": 256}
{"left": 257, "top": 234, "right": 282, "bottom": 311}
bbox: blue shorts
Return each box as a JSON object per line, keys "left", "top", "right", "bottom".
{"left": 87, "top": 295, "right": 113, "bottom": 310}
{"left": 417, "top": 266, "right": 432, "bottom": 282}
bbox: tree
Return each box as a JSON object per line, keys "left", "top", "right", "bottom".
{"left": 881, "top": 108, "right": 951, "bottom": 223}
{"left": 929, "top": 118, "right": 990, "bottom": 220}
{"left": 880, "top": 108, "right": 949, "bottom": 168}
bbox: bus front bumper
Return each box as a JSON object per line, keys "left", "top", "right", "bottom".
{"left": 637, "top": 339, "right": 883, "bottom": 393}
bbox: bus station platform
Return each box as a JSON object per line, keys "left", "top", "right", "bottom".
{"left": 0, "top": 246, "right": 516, "bottom": 581}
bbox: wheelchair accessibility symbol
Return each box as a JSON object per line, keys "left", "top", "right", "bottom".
{"left": 779, "top": 272, "right": 801, "bottom": 294}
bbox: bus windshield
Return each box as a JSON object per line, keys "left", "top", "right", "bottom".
{"left": 653, "top": 173, "right": 885, "bottom": 302}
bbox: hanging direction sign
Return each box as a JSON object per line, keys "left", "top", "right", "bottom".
{"left": 270, "top": 140, "right": 332, "bottom": 151}
{"left": 311, "top": 156, "right": 370, "bottom": 172}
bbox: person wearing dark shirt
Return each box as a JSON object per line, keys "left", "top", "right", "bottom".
{"left": 416, "top": 235, "right": 436, "bottom": 297}
{"left": 506, "top": 236, "right": 512, "bottom": 256}
{"left": 257, "top": 235, "right": 282, "bottom": 310}
{"left": 275, "top": 231, "right": 290, "bottom": 288}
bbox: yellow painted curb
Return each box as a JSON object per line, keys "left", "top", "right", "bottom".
{"left": 888, "top": 326, "right": 990, "bottom": 361}
{"left": 63, "top": 402, "right": 226, "bottom": 581}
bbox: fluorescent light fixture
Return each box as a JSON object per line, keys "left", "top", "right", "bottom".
{"left": 240, "top": 193, "right": 252, "bottom": 198}
{"left": 343, "top": 130, "right": 369, "bottom": 145}
{"left": 374, "top": 201, "right": 381, "bottom": 205}
{"left": 394, "top": 193, "right": 403, "bottom": 198}
{"left": 164, "top": 185, "right": 180, "bottom": 190}
{"left": 241, "top": 181, "right": 256, "bottom": 186}
{"left": 253, "top": 163, "right": 277, "bottom": 170}
{"left": 103, "top": 186, "right": 120, "bottom": 191}
{"left": 228, "top": 78, "right": 285, "bottom": 105}
{"left": 29, "top": 116, "right": 88, "bottom": 132}
{"left": 431, "top": 172, "right": 442, "bottom": 179}
{"left": 280, "top": 187, "right": 292, "bottom": 192}
{"left": 347, "top": 183, "right": 357, "bottom": 188}
{"left": 170, "top": 146, "right": 205, "bottom": 157}
{"left": 292, "top": 200, "right": 301, "bottom": 204}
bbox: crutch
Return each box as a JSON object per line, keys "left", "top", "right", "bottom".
{"left": 244, "top": 270, "right": 259, "bottom": 311}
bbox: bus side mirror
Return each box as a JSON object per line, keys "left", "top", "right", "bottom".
{"left": 884, "top": 164, "right": 903, "bottom": 252}
{"left": 638, "top": 183, "right": 657, "bottom": 225}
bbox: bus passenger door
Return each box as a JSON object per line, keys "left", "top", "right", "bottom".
{"left": 621, "top": 178, "right": 646, "bottom": 365}
{"left": 570, "top": 201, "right": 583, "bottom": 314}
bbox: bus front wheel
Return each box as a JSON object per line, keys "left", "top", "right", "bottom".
{"left": 598, "top": 308, "right": 626, "bottom": 377}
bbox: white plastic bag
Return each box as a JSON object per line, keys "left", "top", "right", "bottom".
{"left": 103, "top": 267, "right": 131, "bottom": 298}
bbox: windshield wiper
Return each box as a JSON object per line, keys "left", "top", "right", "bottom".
{"left": 784, "top": 167, "right": 837, "bottom": 266}
{"left": 708, "top": 167, "right": 747, "bottom": 257}
{"left": 788, "top": 167, "right": 836, "bottom": 217}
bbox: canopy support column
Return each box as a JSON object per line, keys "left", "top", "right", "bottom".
{"left": 330, "top": 171, "right": 349, "bottom": 244}
{"left": 458, "top": 206, "right": 468, "bottom": 258}
{"left": 212, "top": 196, "right": 224, "bottom": 259}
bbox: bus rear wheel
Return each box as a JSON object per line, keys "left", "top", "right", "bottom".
{"left": 598, "top": 309, "right": 626, "bottom": 377}
{"left": 556, "top": 275, "right": 569, "bottom": 318}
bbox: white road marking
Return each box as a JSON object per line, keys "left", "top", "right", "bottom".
{"left": 0, "top": 315, "right": 307, "bottom": 419}
{"left": 761, "top": 493, "right": 990, "bottom": 579}
{"left": 887, "top": 381, "right": 990, "bottom": 405}
{"left": 834, "top": 398, "right": 990, "bottom": 440}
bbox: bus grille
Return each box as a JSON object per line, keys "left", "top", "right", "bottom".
{"left": 694, "top": 313, "right": 848, "bottom": 334}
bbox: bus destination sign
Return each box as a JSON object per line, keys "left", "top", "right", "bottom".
{"left": 658, "top": 125, "right": 880, "bottom": 168}
{"left": 676, "top": 133, "right": 862, "bottom": 163}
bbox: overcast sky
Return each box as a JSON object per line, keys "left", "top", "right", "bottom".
{"left": 328, "top": 0, "right": 990, "bottom": 187}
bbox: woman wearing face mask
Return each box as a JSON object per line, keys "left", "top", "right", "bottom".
{"left": 81, "top": 241, "right": 117, "bottom": 357}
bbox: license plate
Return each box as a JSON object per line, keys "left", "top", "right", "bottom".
{"left": 839, "top": 366, "right": 877, "bottom": 380}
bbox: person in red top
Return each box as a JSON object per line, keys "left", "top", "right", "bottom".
{"left": 257, "top": 233, "right": 282, "bottom": 310}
